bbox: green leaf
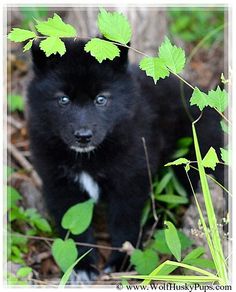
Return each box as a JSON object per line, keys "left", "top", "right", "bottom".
{"left": 84, "top": 38, "right": 120, "bottom": 63}
{"left": 7, "top": 186, "right": 22, "bottom": 209}
{"left": 7, "top": 95, "right": 24, "bottom": 112}
{"left": 185, "top": 164, "right": 190, "bottom": 172}
{"left": 97, "top": 8, "right": 131, "bottom": 44}
{"left": 183, "top": 258, "right": 216, "bottom": 270}
{"left": 141, "top": 200, "right": 151, "bottom": 227}
{"left": 220, "top": 120, "right": 229, "bottom": 134}
{"left": 51, "top": 238, "right": 78, "bottom": 273}
{"left": 59, "top": 249, "right": 92, "bottom": 287}
{"left": 155, "top": 172, "right": 172, "bottom": 194}
{"left": 207, "top": 86, "right": 228, "bottom": 112}
{"left": 156, "top": 195, "right": 188, "bottom": 205}
{"left": 130, "top": 249, "right": 159, "bottom": 275}
{"left": 165, "top": 158, "right": 189, "bottom": 167}
{"left": 158, "top": 37, "right": 185, "bottom": 73}
{"left": 33, "top": 218, "right": 52, "bottom": 233}
{"left": 35, "top": 13, "right": 76, "bottom": 37}
{"left": 61, "top": 199, "right": 94, "bottom": 235}
{"left": 16, "top": 267, "right": 32, "bottom": 278}
{"left": 8, "top": 28, "right": 36, "bottom": 42}
{"left": 177, "top": 137, "right": 193, "bottom": 148}
{"left": 164, "top": 221, "right": 181, "bottom": 261}
{"left": 11, "top": 233, "right": 28, "bottom": 247}
{"left": 172, "top": 148, "right": 189, "bottom": 159}
{"left": 171, "top": 173, "right": 187, "bottom": 197}
{"left": 202, "top": 147, "right": 219, "bottom": 170}
{"left": 39, "top": 37, "right": 66, "bottom": 57}
{"left": 6, "top": 165, "right": 15, "bottom": 178}
{"left": 139, "top": 57, "right": 170, "bottom": 84}
{"left": 183, "top": 247, "right": 205, "bottom": 261}
{"left": 23, "top": 39, "right": 33, "bottom": 52}
{"left": 220, "top": 147, "right": 229, "bottom": 165}
{"left": 190, "top": 87, "right": 209, "bottom": 111}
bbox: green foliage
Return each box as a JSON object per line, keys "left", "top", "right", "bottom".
{"left": 156, "top": 195, "right": 188, "bottom": 205}
{"left": 190, "top": 88, "right": 209, "bottom": 111}
{"left": 139, "top": 57, "right": 170, "bottom": 84}
{"left": 207, "top": 86, "right": 228, "bottom": 113}
{"left": 97, "top": 8, "right": 131, "bottom": 44}
{"left": 39, "top": 36, "right": 66, "bottom": 57}
{"left": 84, "top": 38, "right": 120, "bottom": 63}
{"left": 220, "top": 147, "right": 229, "bottom": 165}
{"left": 23, "top": 40, "right": 33, "bottom": 52}
{"left": 139, "top": 37, "right": 185, "bottom": 83}
{"left": 164, "top": 221, "right": 181, "bottom": 261}
{"left": 8, "top": 28, "right": 36, "bottom": 42}
{"left": 168, "top": 8, "right": 224, "bottom": 46}
{"left": 202, "top": 147, "right": 219, "bottom": 170}
{"left": 172, "top": 137, "right": 193, "bottom": 159}
{"left": 151, "top": 229, "right": 193, "bottom": 255}
{"left": 35, "top": 13, "right": 76, "bottom": 37}
{"left": 8, "top": 13, "right": 77, "bottom": 57}
{"left": 220, "top": 120, "right": 229, "bottom": 134}
{"left": 165, "top": 158, "right": 190, "bottom": 167}
{"left": 59, "top": 249, "right": 92, "bottom": 287}
{"left": 190, "top": 86, "right": 228, "bottom": 112}
{"left": 130, "top": 249, "right": 159, "bottom": 275}
{"left": 158, "top": 37, "right": 185, "bottom": 73}
{"left": 20, "top": 7, "right": 48, "bottom": 29}
{"left": 16, "top": 267, "right": 32, "bottom": 278}
{"left": 7, "top": 186, "right": 22, "bottom": 209}
{"left": 61, "top": 199, "right": 94, "bottom": 235}
{"left": 51, "top": 238, "right": 78, "bottom": 273}
{"left": 7, "top": 95, "right": 24, "bottom": 112}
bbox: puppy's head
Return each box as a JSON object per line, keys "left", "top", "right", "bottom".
{"left": 28, "top": 39, "right": 137, "bottom": 153}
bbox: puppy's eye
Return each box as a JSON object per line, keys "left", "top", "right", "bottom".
{"left": 94, "top": 95, "right": 108, "bottom": 106}
{"left": 58, "top": 95, "right": 70, "bottom": 106}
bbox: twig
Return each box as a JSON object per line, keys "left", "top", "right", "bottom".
{"left": 141, "top": 137, "right": 158, "bottom": 222}
{"left": 7, "top": 116, "right": 24, "bottom": 130}
{"left": 9, "top": 233, "right": 123, "bottom": 252}
{"left": 7, "top": 142, "right": 42, "bottom": 188}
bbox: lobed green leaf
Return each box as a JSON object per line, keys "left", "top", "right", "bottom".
{"left": 190, "top": 87, "right": 209, "bottom": 111}
{"left": 35, "top": 13, "right": 77, "bottom": 37}
{"left": 159, "top": 37, "right": 185, "bottom": 73}
{"left": 39, "top": 36, "right": 66, "bottom": 57}
{"left": 130, "top": 249, "right": 159, "bottom": 275}
{"left": 207, "top": 86, "right": 228, "bottom": 113}
{"left": 84, "top": 38, "right": 120, "bottom": 63}
{"left": 8, "top": 28, "right": 36, "bottom": 42}
{"left": 202, "top": 147, "right": 219, "bottom": 170}
{"left": 139, "top": 57, "right": 169, "bottom": 84}
{"left": 165, "top": 158, "right": 189, "bottom": 167}
{"left": 97, "top": 8, "right": 131, "bottom": 44}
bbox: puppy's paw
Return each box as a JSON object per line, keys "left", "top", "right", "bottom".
{"left": 69, "top": 269, "right": 98, "bottom": 286}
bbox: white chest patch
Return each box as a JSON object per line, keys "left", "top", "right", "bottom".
{"left": 78, "top": 171, "right": 100, "bottom": 203}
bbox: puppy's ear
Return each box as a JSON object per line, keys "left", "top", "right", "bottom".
{"left": 31, "top": 40, "right": 59, "bottom": 74}
{"left": 117, "top": 42, "right": 129, "bottom": 66}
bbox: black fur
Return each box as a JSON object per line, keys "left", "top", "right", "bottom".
{"left": 27, "top": 39, "right": 224, "bottom": 277}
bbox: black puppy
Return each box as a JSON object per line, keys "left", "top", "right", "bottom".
{"left": 27, "top": 40, "right": 223, "bottom": 283}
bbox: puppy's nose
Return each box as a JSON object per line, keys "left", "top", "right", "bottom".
{"left": 74, "top": 129, "right": 93, "bottom": 144}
